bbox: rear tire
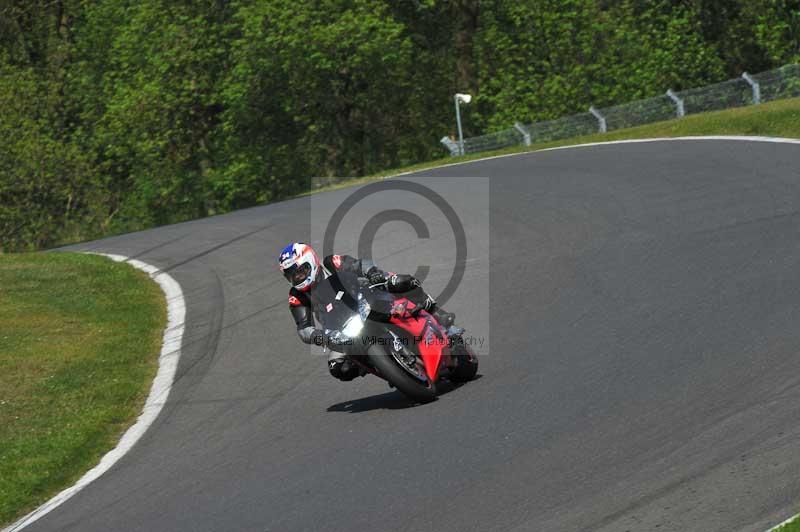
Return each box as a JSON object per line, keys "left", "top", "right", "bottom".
{"left": 449, "top": 342, "right": 478, "bottom": 382}
{"left": 367, "top": 344, "right": 437, "bottom": 403}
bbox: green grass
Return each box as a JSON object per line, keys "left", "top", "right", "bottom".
{"left": 303, "top": 96, "right": 800, "bottom": 196}
{"left": 775, "top": 516, "right": 800, "bottom": 532}
{"left": 0, "top": 252, "right": 165, "bottom": 526}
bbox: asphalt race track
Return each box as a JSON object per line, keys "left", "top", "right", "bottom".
{"left": 25, "top": 139, "right": 800, "bottom": 531}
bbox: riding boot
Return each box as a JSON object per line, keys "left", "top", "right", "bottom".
{"left": 328, "top": 352, "right": 362, "bottom": 381}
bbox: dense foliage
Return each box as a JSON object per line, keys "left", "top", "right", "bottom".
{"left": 1, "top": 0, "right": 799, "bottom": 250}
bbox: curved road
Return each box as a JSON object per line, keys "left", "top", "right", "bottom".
{"left": 28, "top": 139, "right": 800, "bottom": 531}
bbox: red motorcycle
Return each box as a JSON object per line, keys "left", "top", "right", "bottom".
{"left": 315, "top": 271, "right": 478, "bottom": 403}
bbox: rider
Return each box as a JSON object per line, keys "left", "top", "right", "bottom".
{"left": 278, "top": 242, "right": 455, "bottom": 381}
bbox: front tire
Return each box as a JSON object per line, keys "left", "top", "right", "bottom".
{"left": 449, "top": 342, "right": 478, "bottom": 382}
{"left": 367, "top": 344, "right": 437, "bottom": 403}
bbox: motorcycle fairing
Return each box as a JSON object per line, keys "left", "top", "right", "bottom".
{"left": 388, "top": 299, "right": 450, "bottom": 382}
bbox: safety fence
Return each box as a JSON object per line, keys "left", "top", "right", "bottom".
{"left": 440, "top": 63, "right": 800, "bottom": 156}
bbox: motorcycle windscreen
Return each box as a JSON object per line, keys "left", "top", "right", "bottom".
{"left": 316, "top": 271, "right": 394, "bottom": 330}
{"left": 314, "top": 274, "right": 358, "bottom": 332}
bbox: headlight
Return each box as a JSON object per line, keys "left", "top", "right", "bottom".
{"left": 358, "top": 295, "right": 371, "bottom": 320}
{"left": 341, "top": 316, "right": 364, "bottom": 337}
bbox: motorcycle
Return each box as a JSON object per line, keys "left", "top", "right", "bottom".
{"left": 315, "top": 271, "right": 478, "bottom": 403}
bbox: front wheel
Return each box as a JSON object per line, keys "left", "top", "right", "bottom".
{"left": 449, "top": 342, "right": 478, "bottom": 382}
{"left": 367, "top": 344, "right": 437, "bottom": 403}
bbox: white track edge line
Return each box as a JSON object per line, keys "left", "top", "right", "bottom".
{"left": 769, "top": 512, "right": 800, "bottom": 531}
{"left": 2, "top": 253, "right": 185, "bottom": 532}
{"left": 392, "top": 135, "right": 800, "bottom": 177}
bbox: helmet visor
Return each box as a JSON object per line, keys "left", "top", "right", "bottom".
{"left": 283, "top": 263, "right": 312, "bottom": 286}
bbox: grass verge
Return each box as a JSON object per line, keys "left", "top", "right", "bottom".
{"left": 0, "top": 252, "right": 165, "bottom": 526}
{"left": 304, "top": 96, "right": 800, "bottom": 197}
{"left": 774, "top": 516, "right": 800, "bottom": 532}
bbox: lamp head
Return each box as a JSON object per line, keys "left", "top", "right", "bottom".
{"left": 455, "top": 93, "right": 472, "bottom": 104}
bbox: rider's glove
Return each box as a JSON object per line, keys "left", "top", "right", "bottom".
{"left": 366, "top": 267, "right": 387, "bottom": 286}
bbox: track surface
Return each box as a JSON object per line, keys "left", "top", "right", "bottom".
{"left": 27, "top": 139, "right": 800, "bottom": 531}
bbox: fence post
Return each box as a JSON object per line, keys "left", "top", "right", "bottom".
{"left": 741, "top": 72, "right": 761, "bottom": 104}
{"left": 665, "top": 89, "right": 685, "bottom": 118}
{"left": 588, "top": 106, "right": 607, "bottom": 133}
{"left": 514, "top": 122, "right": 532, "bottom": 146}
{"left": 440, "top": 136, "right": 460, "bottom": 157}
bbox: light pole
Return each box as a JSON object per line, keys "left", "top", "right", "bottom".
{"left": 454, "top": 93, "right": 471, "bottom": 156}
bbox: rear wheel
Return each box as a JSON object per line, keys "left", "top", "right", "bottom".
{"left": 367, "top": 344, "right": 437, "bottom": 403}
{"left": 449, "top": 341, "right": 478, "bottom": 382}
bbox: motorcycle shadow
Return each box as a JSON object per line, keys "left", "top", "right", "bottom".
{"left": 326, "top": 375, "right": 482, "bottom": 413}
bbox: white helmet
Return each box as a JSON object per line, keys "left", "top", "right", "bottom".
{"left": 278, "top": 242, "right": 321, "bottom": 292}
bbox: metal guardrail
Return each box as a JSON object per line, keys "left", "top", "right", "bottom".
{"left": 441, "top": 64, "right": 800, "bottom": 156}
